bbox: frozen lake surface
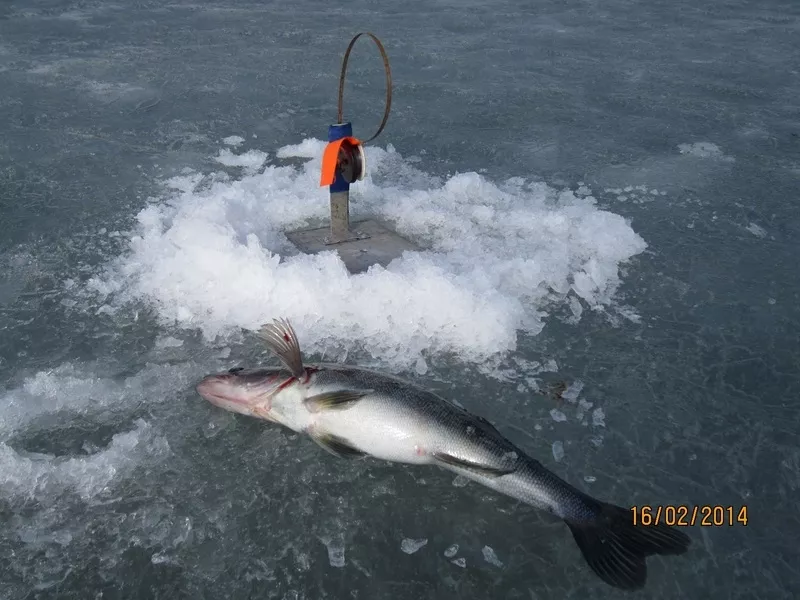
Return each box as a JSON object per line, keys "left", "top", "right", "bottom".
{"left": 1, "top": 0, "right": 798, "bottom": 598}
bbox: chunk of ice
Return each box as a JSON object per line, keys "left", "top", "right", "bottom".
{"left": 550, "top": 408, "right": 567, "bottom": 422}
{"left": 444, "top": 544, "right": 459, "bottom": 558}
{"left": 322, "top": 537, "right": 345, "bottom": 568}
{"left": 401, "top": 538, "right": 428, "bottom": 554}
{"left": 222, "top": 135, "right": 245, "bottom": 147}
{"left": 592, "top": 408, "right": 606, "bottom": 428}
{"left": 568, "top": 296, "right": 583, "bottom": 320}
{"left": 452, "top": 475, "right": 469, "bottom": 488}
{"left": 561, "top": 380, "right": 584, "bottom": 403}
{"left": 414, "top": 357, "right": 428, "bottom": 375}
{"left": 677, "top": 141, "right": 733, "bottom": 161}
{"left": 213, "top": 148, "right": 267, "bottom": 174}
{"left": 151, "top": 552, "right": 172, "bottom": 565}
{"left": 576, "top": 398, "right": 593, "bottom": 421}
{"left": 155, "top": 336, "right": 183, "bottom": 349}
{"left": 451, "top": 558, "right": 467, "bottom": 568}
{"left": 552, "top": 441, "right": 565, "bottom": 462}
{"left": 482, "top": 546, "right": 503, "bottom": 567}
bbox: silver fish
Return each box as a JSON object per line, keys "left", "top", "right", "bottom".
{"left": 197, "top": 318, "right": 690, "bottom": 590}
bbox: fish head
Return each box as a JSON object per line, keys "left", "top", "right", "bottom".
{"left": 196, "top": 367, "right": 292, "bottom": 419}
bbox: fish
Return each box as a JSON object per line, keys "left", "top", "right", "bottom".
{"left": 196, "top": 318, "right": 691, "bottom": 590}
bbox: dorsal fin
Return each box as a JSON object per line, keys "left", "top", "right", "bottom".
{"left": 257, "top": 318, "right": 305, "bottom": 377}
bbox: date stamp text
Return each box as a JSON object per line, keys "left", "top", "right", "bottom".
{"left": 630, "top": 505, "right": 748, "bottom": 527}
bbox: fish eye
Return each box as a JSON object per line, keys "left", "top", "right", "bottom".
{"left": 228, "top": 367, "right": 245, "bottom": 374}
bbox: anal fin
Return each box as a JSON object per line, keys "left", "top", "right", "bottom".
{"left": 310, "top": 431, "right": 367, "bottom": 459}
{"left": 304, "top": 389, "right": 371, "bottom": 413}
{"left": 432, "top": 451, "right": 516, "bottom": 478}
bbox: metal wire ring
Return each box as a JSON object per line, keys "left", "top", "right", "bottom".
{"left": 337, "top": 32, "right": 392, "bottom": 143}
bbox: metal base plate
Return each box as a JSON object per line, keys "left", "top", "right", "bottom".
{"left": 285, "top": 219, "right": 420, "bottom": 274}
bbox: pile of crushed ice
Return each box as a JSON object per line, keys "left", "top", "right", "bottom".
{"left": 84, "top": 140, "right": 647, "bottom": 373}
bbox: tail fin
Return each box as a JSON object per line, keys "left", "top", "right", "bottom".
{"left": 566, "top": 501, "right": 691, "bottom": 590}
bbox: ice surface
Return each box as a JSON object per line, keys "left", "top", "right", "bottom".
{"left": 215, "top": 347, "right": 231, "bottom": 359}
{"left": 5, "top": 1, "right": 795, "bottom": 596}
{"left": 482, "top": 546, "right": 503, "bottom": 567}
{"left": 86, "top": 141, "right": 646, "bottom": 372}
{"left": 401, "top": 538, "right": 428, "bottom": 554}
{"left": 0, "top": 362, "right": 193, "bottom": 506}
{"left": 0, "top": 362, "right": 196, "bottom": 436}
{"left": 0, "top": 252, "right": 40, "bottom": 306}
{"left": 0, "top": 419, "right": 168, "bottom": 502}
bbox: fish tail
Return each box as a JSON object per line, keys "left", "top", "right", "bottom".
{"left": 565, "top": 499, "right": 691, "bottom": 590}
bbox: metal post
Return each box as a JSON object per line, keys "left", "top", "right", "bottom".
{"left": 329, "top": 191, "right": 351, "bottom": 242}
{"left": 325, "top": 122, "right": 366, "bottom": 245}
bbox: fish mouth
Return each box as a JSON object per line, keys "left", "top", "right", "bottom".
{"left": 196, "top": 375, "right": 253, "bottom": 408}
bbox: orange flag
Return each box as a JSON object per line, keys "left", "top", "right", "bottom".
{"left": 320, "top": 136, "right": 361, "bottom": 187}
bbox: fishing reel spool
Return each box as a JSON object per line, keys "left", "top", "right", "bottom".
{"left": 336, "top": 139, "right": 366, "bottom": 184}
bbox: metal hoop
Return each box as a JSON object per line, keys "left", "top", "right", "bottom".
{"left": 337, "top": 32, "right": 392, "bottom": 143}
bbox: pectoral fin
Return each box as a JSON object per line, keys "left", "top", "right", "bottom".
{"left": 303, "top": 389, "right": 371, "bottom": 413}
{"left": 310, "top": 432, "right": 367, "bottom": 459}
{"left": 432, "top": 451, "right": 515, "bottom": 478}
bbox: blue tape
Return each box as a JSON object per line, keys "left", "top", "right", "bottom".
{"left": 328, "top": 122, "right": 353, "bottom": 193}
